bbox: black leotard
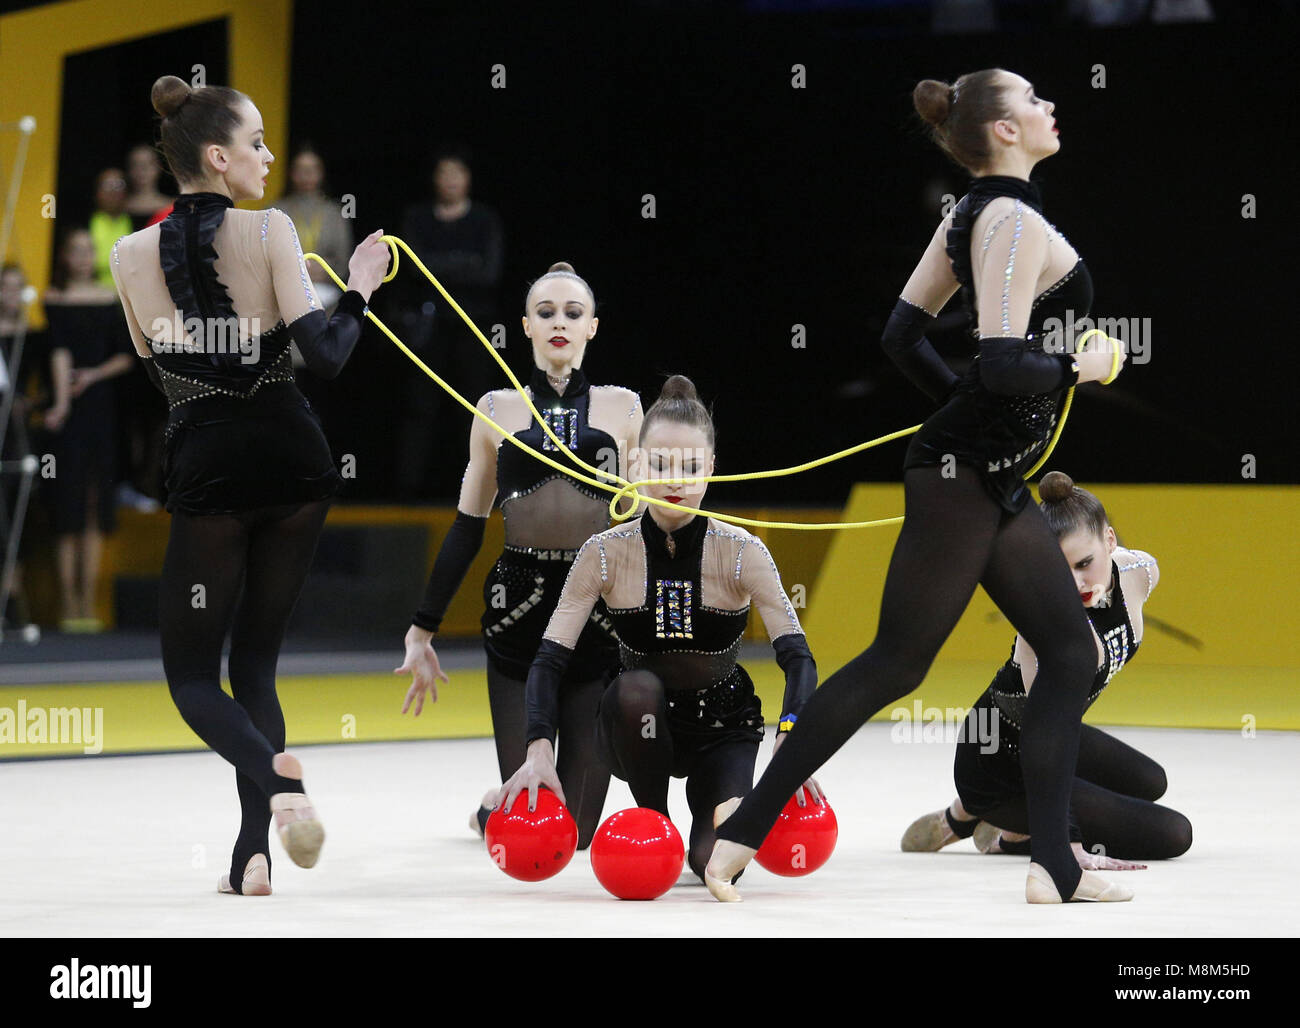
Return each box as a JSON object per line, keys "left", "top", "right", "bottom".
{"left": 525, "top": 510, "right": 816, "bottom": 748}
{"left": 120, "top": 191, "right": 365, "bottom": 513}
{"left": 904, "top": 177, "right": 1094, "bottom": 513}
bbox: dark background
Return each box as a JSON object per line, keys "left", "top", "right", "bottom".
{"left": 57, "top": 0, "right": 1300, "bottom": 503}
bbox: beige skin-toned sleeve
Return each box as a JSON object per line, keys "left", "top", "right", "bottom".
{"left": 1115, "top": 546, "right": 1158, "bottom": 645}
{"left": 264, "top": 208, "right": 325, "bottom": 325}
{"left": 540, "top": 535, "right": 607, "bottom": 651}
{"left": 454, "top": 392, "right": 504, "bottom": 518}
{"left": 973, "top": 199, "right": 1050, "bottom": 339}
{"left": 109, "top": 240, "right": 156, "bottom": 359}
{"left": 738, "top": 534, "right": 804, "bottom": 641}
{"left": 899, "top": 213, "right": 960, "bottom": 316}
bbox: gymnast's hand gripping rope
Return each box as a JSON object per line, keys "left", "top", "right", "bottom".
{"left": 304, "top": 237, "right": 1118, "bottom": 531}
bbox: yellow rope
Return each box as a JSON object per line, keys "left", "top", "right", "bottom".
{"left": 304, "top": 237, "right": 1114, "bottom": 530}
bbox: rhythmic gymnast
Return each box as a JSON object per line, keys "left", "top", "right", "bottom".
{"left": 109, "top": 75, "right": 390, "bottom": 895}
{"left": 706, "top": 69, "right": 1133, "bottom": 903}
{"left": 499, "top": 375, "right": 820, "bottom": 880}
{"left": 397, "top": 262, "right": 641, "bottom": 846}
{"left": 900, "top": 471, "right": 1192, "bottom": 865}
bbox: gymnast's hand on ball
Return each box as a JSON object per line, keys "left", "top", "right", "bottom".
{"left": 773, "top": 731, "right": 824, "bottom": 806}
{"left": 1072, "top": 842, "right": 1146, "bottom": 871}
{"left": 345, "top": 229, "right": 390, "bottom": 302}
{"left": 396, "top": 624, "right": 449, "bottom": 715}
{"left": 498, "top": 740, "right": 566, "bottom": 813}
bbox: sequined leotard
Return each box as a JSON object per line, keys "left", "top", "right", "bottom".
{"left": 110, "top": 191, "right": 365, "bottom": 513}
{"left": 479, "top": 367, "right": 631, "bottom": 679}
{"left": 946, "top": 552, "right": 1191, "bottom": 858}
{"left": 412, "top": 366, "right": 636, "bottom": 681}
{"left": 525, "top": 510, "right": 816, "bottom": 751}
{"left": 903, "top": 176, "right": 1094, "bottom": 514}
{"left": 524, "top": 509, "right": 819, "bottom": 878}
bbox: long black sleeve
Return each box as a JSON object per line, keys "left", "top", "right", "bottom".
{"left": 773, "top": 633, "right": 818, "bottom": 724}
{"left": 286, "top": 289, "right": 367, "bottom": 379}
{"left": 412, "top": 512, "right": 488, "bottom": 632}
{"left": 525, "top": 639, "right": 575, "bottom": 747}
{"left": 976, "top": 335, "right": 1078, "bottom": 396}
{"left": 880, "top": 297, "right": 959, "bottom": 404}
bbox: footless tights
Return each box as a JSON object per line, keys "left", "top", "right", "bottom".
{"left": 969, "top": 724, "right": 1193, "bottom": 860}
{"left": 599, "top": 671, "right": 758, "bottom": 880}
{"left": 159, "top": 499, "right": 329, "bottom": 892}
{"left": 485, "top": 664, "right": 611, "bottom": 849}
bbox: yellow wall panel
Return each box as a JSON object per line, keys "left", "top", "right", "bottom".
{"left": 804, "top": 483, "right": 1300, "bottom": 672}
{"left": 0, "top": 0, "right": 293, "bottom": 326}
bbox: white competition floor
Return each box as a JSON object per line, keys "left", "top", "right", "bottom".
{"left": 0, "top": 723, "right": 1293, "bottom": 937}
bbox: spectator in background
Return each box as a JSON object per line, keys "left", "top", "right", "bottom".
{"left": 120, "top": 147, "right": 172, "bottom": 509}
{"left": 125, "top": 144, "right": 175, "bottom": 230}
{"left": 394, "top": 145, "right": 504, "bottom": 500}
{"left": 270, "top": 144, "right": 354, "bottom": 315}
{"left": 43, "top": 229, "right": 135, "bottom": 631}
{"left": 267, "top": 145, "right": 356, "bottom": 433}
{"left": 88, "top": 169, "right": 132, "bottom": 290}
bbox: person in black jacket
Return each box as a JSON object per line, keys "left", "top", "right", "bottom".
{"left": 394, "top": 146, "right": 504, "bottom": 499}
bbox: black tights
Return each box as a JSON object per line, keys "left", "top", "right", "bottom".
{"left": 969, "top": 724, "right": 1194, "bottom": 860}
{"left": 716, "top": 465, "right": 1097, "bottom": 899}
{"left": 485, "top": 664, "right": 610, "bottom": 849}
{"left": 599, "top": 671, "right": 758, "bottom": 880}
{"left": 160, "top": 500, "right": 329, "bottom": 892}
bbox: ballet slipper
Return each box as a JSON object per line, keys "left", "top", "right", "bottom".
{"left": 704, "top": 798, "right": 753, "bottom": 902}
{"left": 469, "top": 788, "right": 498, "bottom": 839}
{"left": 974, "top": 822, "right": 1032, "bottom": 855}
{"left": 269, "top": 753, "right": 325, "bottom": 869}
{"left": 1025, "top": 861, "right": 1133, "bottom": 903}
{"left": 218, "top": 853, "right": 271, "bottom": 896}
{"left": 973, "top": 822, "right": 1001, "bottom": 853}
{"left": 900, "top": 809, "right": 974, "bottom": 852}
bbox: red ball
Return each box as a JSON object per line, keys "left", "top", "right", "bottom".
{"left": 590, "top": 808, "right": 685, "bottom": 900}
{"left": 484, "top": 789, "right": 578, "bottom": 882}
{"left": 754, "top": 791, "right": 838, "bottom": 877}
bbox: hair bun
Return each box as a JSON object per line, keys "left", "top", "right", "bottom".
{"left": 547, "top": 261, "right": 575, "bottom": 274}
{"left": 152, "top": 75, "right": 192, "bottom": 118}
{"left": 912, "top": 79, "right": 952, "bottom": 128}
{"left": 1038, "top": 470, "right": 1076, "bottom": 503}
{"left": 658, "top": 374, "right": 701, "bottom": 403}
